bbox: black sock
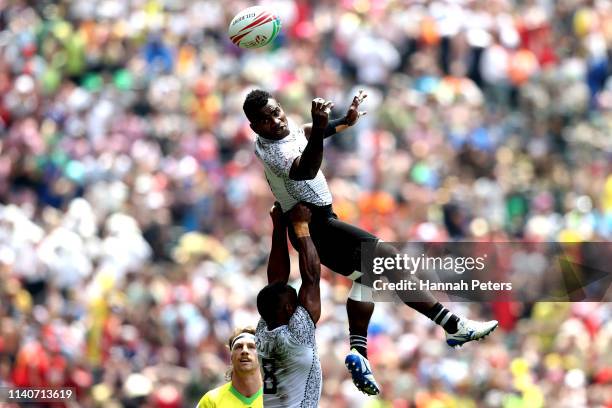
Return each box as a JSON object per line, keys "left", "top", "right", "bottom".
{"left": 424, "top": 302, "right": 459, "bottom": 334}
{"left": 349, "top": 334, "right": 368, "bottom": 358}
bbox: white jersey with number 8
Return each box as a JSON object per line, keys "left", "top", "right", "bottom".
{"left": 255, "top": 306, "right": 322, "bottom": 408}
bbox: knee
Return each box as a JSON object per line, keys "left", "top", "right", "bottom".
{"left": 348, "top": 282, "right": 373, "bottom": 302}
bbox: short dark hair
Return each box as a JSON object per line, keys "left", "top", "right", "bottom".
{"left": 257, "top": 281, "right": 296, "bottom": 323}
{"left": 243, "top": 89, "right": 271, "bottom": 122}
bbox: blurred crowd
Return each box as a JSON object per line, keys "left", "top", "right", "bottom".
{"left": 0, "top": 0, "right": 611, "bottom": 407}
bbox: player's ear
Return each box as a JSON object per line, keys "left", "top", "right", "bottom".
{"left": 285, "top": 299, "right": 295, "bottom": 315}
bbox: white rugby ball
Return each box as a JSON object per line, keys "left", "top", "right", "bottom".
{"left": 228, "top": 6, "right": 281, "bottom": 49}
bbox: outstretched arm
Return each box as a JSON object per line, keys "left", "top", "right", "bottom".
{"left": 289, "top": 98, "right": 331, "bottom": 181}
{"left": 267, "top": 203, "right": 290, "bottom": 285}
{"left": 302, "top": 117, "right": 347, "bottom": 139}
{"left": 289, "top": 204, "right": 321, "bottom": 324}
{"left": 302, "top": 90, "right": 367, "bottom": 139}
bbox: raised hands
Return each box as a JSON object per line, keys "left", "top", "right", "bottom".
{"left": 345, "top": 89, "right": 367, "bottom": 126}
{"left": 311, "top": 98, "right": 334, "bottom": 130}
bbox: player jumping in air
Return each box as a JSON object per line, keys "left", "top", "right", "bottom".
{"left": 245, "top": 89, "right": 498, "bottom": 395}
{"left": 256, "top": 203, "right": 322, "bottom": 408}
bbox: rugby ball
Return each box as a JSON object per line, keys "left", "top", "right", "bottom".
{"left": 228, "top": 6, "right": 281, "bottom": 49}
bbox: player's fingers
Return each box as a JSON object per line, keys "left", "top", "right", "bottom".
{"left": 353, "top": 93, "right": 366, "bottom": 106}
{"left": 296, "top": 203, "right": 311, "bottom": 218}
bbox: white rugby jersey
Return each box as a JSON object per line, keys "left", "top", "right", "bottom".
{"left": 255, "top": 306, "right": 322, "bottom": 408}
{"left": 254, "top": 119, "right": 332, "bottom": 212}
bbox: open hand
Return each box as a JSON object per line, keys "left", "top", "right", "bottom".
{"left": 311, "top": 98, "right": 334, "bottom": 129}
{"left": 345, "top": 89, "right": 367, "bottom": 126}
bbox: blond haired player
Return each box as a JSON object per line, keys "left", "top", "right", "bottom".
{"left": 197, "top": 328, "right": 263, "bottom": 408}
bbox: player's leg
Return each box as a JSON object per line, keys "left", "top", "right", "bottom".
{"left": 307, "top": 217, "right": 457, "bottom": 331}
{"left": 299, "top": 212, "right": 378, "bottom": 359}
{"left": 317, "top": 216, "right": 498, "bottom": 347}
{"left": 373, "top": 241, "right": 498, "bottom": 346}
{"left": 346, "top": 297, "right": 372, "bottom": 358}
{"left": 286, "top": 209, "right": 380, "bottom": 395}
{"left": 344, "top": 282, "right": 380, "bottom": 395}
{"left": 286, "top": 207, "right": 376, "bottom": 349}
{"left": 373, "top": 241, "right": 459, "bottom": 331}
{"left": 307, "top": 214, "right": 383, "bottom": 395}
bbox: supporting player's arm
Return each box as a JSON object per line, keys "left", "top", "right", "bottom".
{"left": 267, "top": 202, "right": 291, "bottom": 285}
{"left": 289, "top": 98, "right": 331, "bottom": 181}
{"left": 289, "top": 204, "right": 321, "bottom": 324}
{"left": 302, "top": 90, "right": 367, "bottom": 139}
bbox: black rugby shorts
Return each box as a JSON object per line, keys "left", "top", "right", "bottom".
{"left": 286, "top": 204, "right": 378, "bottom": 278}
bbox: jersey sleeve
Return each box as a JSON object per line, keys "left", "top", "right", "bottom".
{"left": 287, "top": 306, "right": 316, "bottom": 347}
